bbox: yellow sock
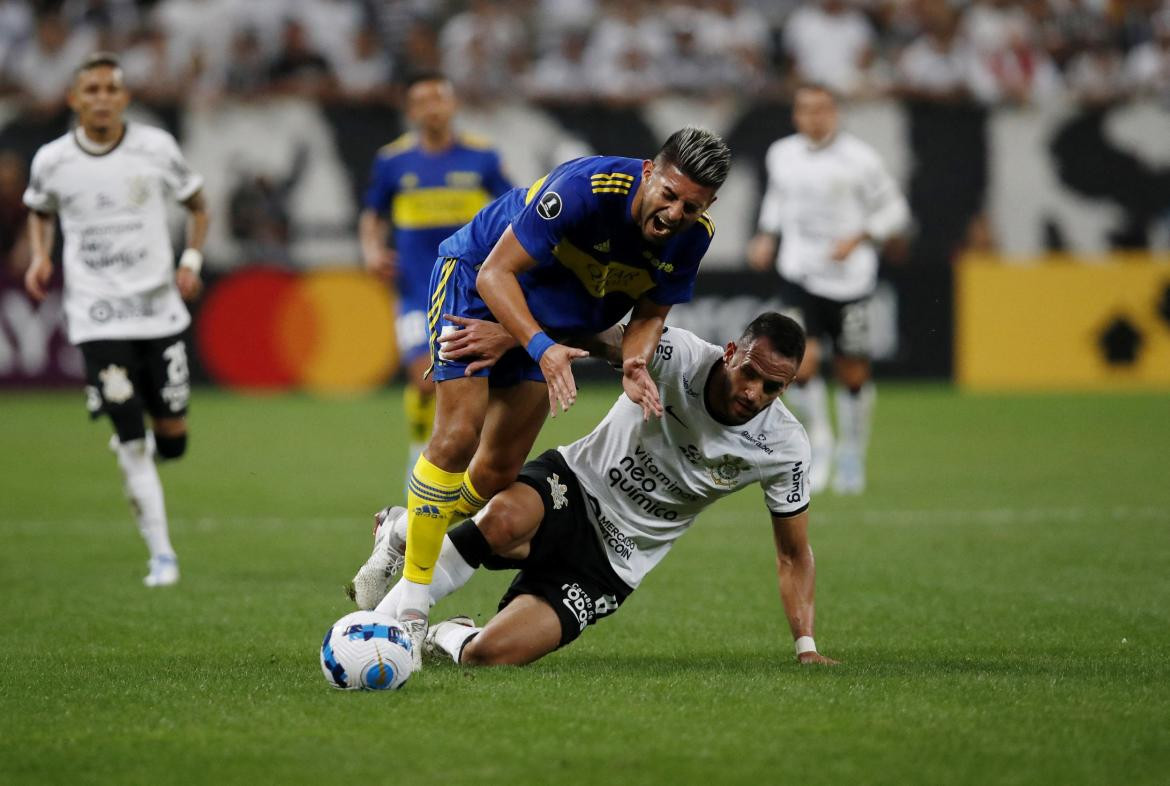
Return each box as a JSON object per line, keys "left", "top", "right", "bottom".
{"left": 453, "top": 472, "right": 489, "bottom": 519}
{"left": 403, "top": 385, "right": 435, "bottom": 446}
{"left": 404, "top": 455, "right": 464, "bottom": 584}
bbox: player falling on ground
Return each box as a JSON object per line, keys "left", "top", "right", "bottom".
{"left": 748, "top": 84, "right": 909, "bottom": 495}
{"left": 361, "top": 313, "right": 837, "bottom": 666}
{"left": 359, "top": 72, "right": 512, "bottom": 486}
{"left": 23, "top": 51, "right": 209, "bottom": 587}
{"left": 353, "top": 127, "right": 731, "bottom": 665}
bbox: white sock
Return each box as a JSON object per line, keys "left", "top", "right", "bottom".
{"left": 376, "top": 534, "right": 476, "bottom": 616}
{"left": 785, "top": 377, "right": 833, "bottom": 489}
{"left": 114, "top": 437, "right": 175, "bottom": 560}
{"left": 834, "top": 382, "right": 875, "bottom": 462}
{"left": 432, "top": 620, "right": 481, "bottom": 664}
{"left": 429, "top": 535, "right": 477, "bottom": 604}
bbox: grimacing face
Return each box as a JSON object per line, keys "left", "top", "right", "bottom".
{"left": 69, "top": 65, "right": 129, "bottom": 134}
{"left": 715, "top": 337, "right": 798, "bottom": 425}
{"left": 635, "top": 159, "right": 718, "bottom": 245}
{"left": 793, "top": 87, "right": 838, "bottom": 144}
{"left": 406, "top": 79, "right": 456, "bottom": 136}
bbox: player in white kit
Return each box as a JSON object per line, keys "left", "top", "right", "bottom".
{"left": 748, "top": 84, "right": 909, "bottom": 495}
{"left": 23, "top": 52, "right": 209, "bottom": 587}
{"left": 356, "top": 313, "right": 837, "bottom": 666}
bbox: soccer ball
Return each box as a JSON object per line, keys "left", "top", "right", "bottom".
{"left": 320, "top": 610, "right": 414, "bottom": 690}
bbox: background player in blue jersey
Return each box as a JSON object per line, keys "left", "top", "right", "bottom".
{"left": 359, "top": 72, "right": 512, "bottom": 481}
{"left": 357, "top": 127, "right": 731, "bottom": 663}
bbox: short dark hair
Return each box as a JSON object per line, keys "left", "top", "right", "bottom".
{"left": 739, "top": 312, "right": 805, "bottom": 366}
{"left": 75, "top": 51, "right": 121, "bottom": 79}
{"left": 404, "top": 71, "right": 451, "bottom": 92}
{"left": 655, "top": 126, "right": 731, "bottom": 189}
{"left": 793, "top": 82, "right": 838, "bottom": 104}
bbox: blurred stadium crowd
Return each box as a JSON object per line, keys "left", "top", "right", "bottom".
{"left": 0, "top": 0, "right": 1168, "bottom": 111}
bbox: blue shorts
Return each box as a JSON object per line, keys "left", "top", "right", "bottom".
{"left": 427, "top": 257, "right": 546, "bottom": 386}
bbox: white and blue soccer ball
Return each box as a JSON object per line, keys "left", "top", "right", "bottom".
{"left": 320, "top": 610, "right": 414, "bottom": 691}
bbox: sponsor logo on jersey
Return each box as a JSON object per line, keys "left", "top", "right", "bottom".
{"left": 587, "top": 493, "right": 638, "bottom": 560}
{"left": 663, "top": 404, "right": 688, "bottom": 429}
{"left": 536, "top": 191, "right": 562, "bottom": 220}
{"left": 641, "top": 250, "right": 674, "bottom": 273}
{"left": 547, "top": 473, "right": 569, "bottom": 510}
{"left": 708, "top": 454, "right": 751, "bottom": 487}
{"left": 739, "top": 430, "right": 774, "bottom": 455}
{"left": 592, "top": 239, "right": 610, "bottom": 253}
{"left": 681, "top": 375, "right": 700, "bottom": 397}
{"left": 786, "top": 461, "right": 804, "bottom": 504}
{"left": 99, "top": 364, "right": 134, "bottom": 404}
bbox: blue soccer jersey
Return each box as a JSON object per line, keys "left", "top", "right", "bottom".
{"left": 430, "top": 155, "right": 715, "bottom": 384}
{"left": 364, "top": 132, "right": 512, "bottom": 313}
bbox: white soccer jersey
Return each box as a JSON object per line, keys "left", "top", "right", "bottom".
{"left": 757, "top": 131, "right": 908, "bottom": 302}
{"left": 560, "top": 327, "right": 811, "bottom": 589}
{"left": 23, "top": 124, "right": 203, "bottom": 344}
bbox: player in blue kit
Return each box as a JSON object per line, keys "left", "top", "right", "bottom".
{"left": 359, "top": 73, "right": 512, "bottom": 479}
{"left": 361, "top": 127, "right": 731, "bottom": 664}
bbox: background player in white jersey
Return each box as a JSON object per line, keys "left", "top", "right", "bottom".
{"left": 23, "top": 52, "right": 209, "bottom": 587}
{"left": 358, "top": 313, "right": 838, "bottom": 666}
{"left": 747, "top": 84, "right": 909, "bottom": 496}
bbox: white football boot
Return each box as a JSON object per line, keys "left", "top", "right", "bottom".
{"left": 143, "top": 554, "right": 180, "bottom": 587}
{"left": 399, "top": 608, "right": 428, "bottom": 671}
{"left": 424, "top": 616, "right": 476, "bottom": 662}
{"left": 831, "top": 448, "right": 866, "bottom": 495}
{"left": 348, "top": 506, "right": 407, "bottom": 609}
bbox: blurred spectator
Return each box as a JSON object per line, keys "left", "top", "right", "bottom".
{"left": 523, "top": 25, "right": 593, "bottom": 105}
{"left": 398, "top": 19, "right": 442, "bottom": 77}
{"left": 439, "top": 0, "right": 526, "bottom": 104}
{"left": 963, "top": 0, "right": 1063, "bottom": 104}
{"left": 268, "top": 17, "right": 336, "bottom": 99}
{"left": 896, "top": 0, "right": 974, "bottom": 103}
{"left": 333, "top": 26, "right": 395, "bottom": 104}
{"left": 120, "top": 23, "right": 194, "bottom": 105}
{"left": 215, "top": 27, "right": 270, "bottom": 99}
{"left": 661, "top": 4, "right": 725, "bottom": 96}
{"left": 1125, "top": 10, "right": 1170, "bottom": 99}
{"left": 533, "top": 0, "right": 599, "bottom": 50}
{"left": 0, "top": 150, "right": 28, "bottom": 279}
{"left": 1065, "top": 32, "right": 1128, "bottom": 106}
{"left": 7, "top": 11, "right": 96, "bottom": 112}
{"left": 0, "top": 0, "right": 33, "bottom": 83}
{"left": 583, "top": 0, "right": 670, "bottom": 104}
{"left": 62, "top": 0, "right": 139, "bottom": 50}
{"left": 699, "top": 0, "right": 772, "bottom": 94}
{"left": 782, "top": 0, "right": 876, "bottom": 97}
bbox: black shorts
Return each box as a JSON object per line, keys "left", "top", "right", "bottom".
{"left": 79, "top": 332, "right": 191, "bottom": 439}
{"left": 484, "top": 449, "right": 633, "bottom": 648}
{"left": 779, "top": 278, "right": 872, "bottom": 358}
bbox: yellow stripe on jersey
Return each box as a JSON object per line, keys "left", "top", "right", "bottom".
{"left": 590, "top": 172, "right": 634, "bottom": 182}
{"left": 525, "top": 175, "right": 548, "bottom": 205}
{"left": 378, "top": 132, "right": 416, "bottom": 157}
{"left": 391, "top": 188, "right": 492, "bottom": 230}
{"left": 590, "top": 173, "right": 634, "bottom": 194}
{"left": 592, "top": 187, "right": 631, "bottom": 194}
{"left": 697, "top": 213, "right": 715, "bottom": 237}
{"left": 552, "top": 240, "right": 655, "bottom": 299}
{"left": 428, "top": 258, "right": 458, "bottom": 328}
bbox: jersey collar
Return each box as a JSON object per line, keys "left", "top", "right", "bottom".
{"left": 73, "top": 123, "right": 128, "bottom": 157}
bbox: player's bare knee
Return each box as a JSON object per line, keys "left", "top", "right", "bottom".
{"left": 459, "top": 634, "right": 525, "bottom": 666}
{"left": 477, "top": 497, "right": 530, "bottom": 554}
{"left": 425, "top": 422, "right": 480, "bottom": 467}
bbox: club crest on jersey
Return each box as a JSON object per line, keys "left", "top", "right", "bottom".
{"left": 127, "top": 176, "right": 150, "bottom": 206}
{"left": 547, "top": 473, "right": 569, "bottom": 510}
{"left": 708, "top": 454, "right": 750, "bottom": 488}
{"left": 99, "top": 364, "right": 134, "bottom": 404}
{"left": 537, "top": 191, "right": 562, "bottom": 220}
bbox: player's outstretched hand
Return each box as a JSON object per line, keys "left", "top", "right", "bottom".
{"left": 798, "top": 651, "right": 840, "bottom": 666}
{"left": 176, "top": 267, "right": 203, "bottom": 301}
{"left": 622, "top": 356, "right": 663, "bottom": 420}
{"left": 438, "top": 314, "right": 519, "bottom": 375}
{"left": 24, "top": 255, "right": 52, "bottom": 302}
{"left": 539, "top": 343, "right": 589, "bottom": 417}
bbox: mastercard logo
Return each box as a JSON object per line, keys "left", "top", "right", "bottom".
{"left": 197, "top": 268, "right": 399, "bottom": 393}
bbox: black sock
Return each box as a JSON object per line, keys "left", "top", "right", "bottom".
{"left": 447, "top": 519, "right": 492, "bottom": 569}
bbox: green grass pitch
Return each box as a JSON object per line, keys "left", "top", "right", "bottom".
{"left": 1, "top": 384, "right": 1168, "bottom": 785}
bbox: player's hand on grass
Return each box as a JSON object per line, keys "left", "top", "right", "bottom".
{"left": 798, "top": 651, "right": 839, "bottom": 665}
{"left": 539, "top": 343, "right": 589, "bottom": 417}
{"left": 364, "top": 248, "right": 398, "bottom": 281}
{"left": 176, "top": 267, "right": 202, "bottom": 301}
{"left": 24, "top": 254, "right": 52, "bottom": 302}
{"left": 622, "top": 356, "right": 663, "bottom": 420}
{"left": 439, "top": 314, "right": 519, "bottom": 375}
